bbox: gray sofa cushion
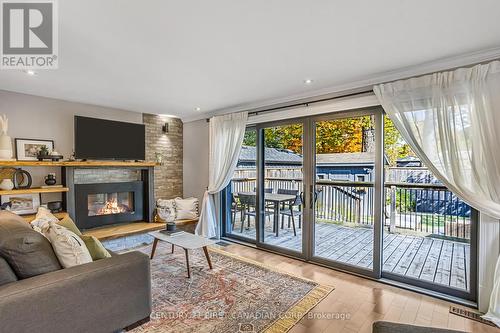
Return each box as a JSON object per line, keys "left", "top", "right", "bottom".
{"left": 0, "top": 256, "right": 17, "bottom": 286}
{"left": 0, "top": 211, "right": 61, "bottom": 279}
{"left": 373, "top": 321, "right": 465, "bottom": 333}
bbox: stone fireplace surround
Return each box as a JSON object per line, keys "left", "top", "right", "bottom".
{"left": 63, "top": 166, "right": 155, "bottom": 231}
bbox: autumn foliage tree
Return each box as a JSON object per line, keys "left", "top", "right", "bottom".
{"left": 242, "top": 116, "right": 413, "bottom": 166}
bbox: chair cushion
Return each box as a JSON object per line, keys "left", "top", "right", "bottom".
{"left": 81, "top": 235, "right": 111, "bottom": 261}
{"left": 0, "top": 211, "right": 62, "bottom": 279}
{"left": 0, "top": 256, "right": 17, "bottom": 286}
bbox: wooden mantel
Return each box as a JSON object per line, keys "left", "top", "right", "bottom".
{"left": 0, "top": 160, "right": 158, "bottom": 167}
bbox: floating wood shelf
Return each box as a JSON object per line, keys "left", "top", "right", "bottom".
{"left": 0, "top": 187, "right": 70, "bottom": 195}
{"left": 0, "top": 160, "right": 158, "bottom": 167}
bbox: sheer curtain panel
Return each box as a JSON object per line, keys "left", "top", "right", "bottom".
{"left": 195, "top": 112, "right": 248, "bottom": 238}
{"left": 374, "top": 60, "right": 500, "bottom": 325}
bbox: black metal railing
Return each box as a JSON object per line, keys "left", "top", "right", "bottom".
{"left": 230, "top": 177, "right": 472, "bottom": 240}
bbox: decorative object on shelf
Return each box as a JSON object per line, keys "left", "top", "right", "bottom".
{"left": 37, "top": 147, "right": 63, "bottom": 161}
{"left": 42, "top": 149, "right": 63, "bottom": 161}
{"left": 0, "top": 115, "right": 14, "bottom": 161}
{"left": 155, "top": 152, "right": 164, "bottom": 165}
{"left": 12, "top": 168, "right": 32, "bottom": 189}
{"left": 47, "top": 201, "right": 63, "bottom": 213}
{"left": 0, "top": 167, "right": 18, "bottom": 182}
{"left": 0, "top": 178, "right": 14, "bottom": 190}
{"left": 44, "top": 173, "right": 57, "bottom": 186}
{"left": 0, "top": 193, "right": 40, "bottom": 215}
{"left": 15, "top": 138, "right": 54, "bottom": 161}
{"left": 0, "top": 201, "right": 12, "bottom": 210}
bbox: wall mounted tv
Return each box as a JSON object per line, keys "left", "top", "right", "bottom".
{"left": 74, "top": 116, "right": 145, "bottom": 160}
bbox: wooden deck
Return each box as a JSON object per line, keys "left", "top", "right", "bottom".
{"left": 230, "top": 221, "right": 470, "bottom": 291}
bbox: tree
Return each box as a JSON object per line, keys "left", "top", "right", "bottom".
{"left": 241, "top": 116, "right": 414, "bottom": 166}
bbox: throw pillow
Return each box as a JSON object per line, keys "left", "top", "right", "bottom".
{"left": 0, "top": 256, "right": 17, "bottom": 286}
{"left": 30, "top": 206, "right": 60, "bottom": 233}
{"left": 80, "top": 235, "right": 111, "bottom": 261}
{"left": 57, "top": 216, "right": 82, "bottom": 236}
{"left": 42, "top": 222, "right": 92, "bottom": 268}
{"left": 174, "top": 197, "right": 199, "bottom": 220}
{"left": 156, "top": 199, "right": 177, "bottom": 222}
{"left": 0, "top": 211, "right": 62, "bottom": 279}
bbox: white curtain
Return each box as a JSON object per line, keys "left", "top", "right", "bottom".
{"left": 374, "top": 60, "right": 500, "bottom": 326}
{"left": 195, "top": 111, "right": 248, "bottom": 238}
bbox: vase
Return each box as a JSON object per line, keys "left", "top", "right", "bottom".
{"left": 0, "top": 179, "right": 14, "bottom": 190}
{"left": 0, "top": 134, "right": 12, "bottom": 160}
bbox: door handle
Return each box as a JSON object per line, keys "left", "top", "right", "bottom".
{"left": 310, "top": 185, "right": 314, "bottom": 209}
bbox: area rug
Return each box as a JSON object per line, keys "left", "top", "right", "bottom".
{"left": 132, "top": 244, "right": 333, "bottom": 333}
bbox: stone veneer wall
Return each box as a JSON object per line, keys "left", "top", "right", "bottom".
{"left": 74, "top": 168, "right": 141, "bottom": 184}
{"left": 143, "top": 114, "right": 183, "bottom": 200}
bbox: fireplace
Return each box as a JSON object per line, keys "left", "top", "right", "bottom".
{"left": 74, "top": 181, "right": 145, "bottom": 230}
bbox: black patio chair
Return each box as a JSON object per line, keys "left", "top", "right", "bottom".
{"left": 231, "top": 194, "right": 244, "bottom": 229}
{"left": 238, "top": 193, "right": 273, "bottom": 233}
{"left": 278, "top": 189, "right": 302, "bottom": 236}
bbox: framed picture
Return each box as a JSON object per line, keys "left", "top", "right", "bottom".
{"left": 1, "top": 194, "right": 41, "bottom": 215}
{"left": 15, "top": 138, "right": 54, "bottom": 161}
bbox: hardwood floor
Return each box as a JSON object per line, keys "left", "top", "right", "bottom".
{"left": 217, "top": 243, "right": 497, "bottom": 333}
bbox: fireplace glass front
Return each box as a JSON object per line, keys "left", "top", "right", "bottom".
{"left": 88, "top": 192, "right": 135, "bottom": 216}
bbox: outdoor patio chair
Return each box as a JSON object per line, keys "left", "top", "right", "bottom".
{"left": 231, "top": 194, "right": 244, "bottom": 228}
{"left": 278, "top": 189, "right": 302, "bottom": 236}
{"left": 238, "top": 193, "right": 273, "bottom": 232}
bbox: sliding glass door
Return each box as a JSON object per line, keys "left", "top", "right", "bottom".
{"left": 226, "top": 128, "right": 257, "bottom": 242}
{"left": 257, "top": 121, "right": 305, "bottom": 255}
{"left": 222, "top": 107, "right": 477, "bottom": 301}
{"left": 381, "top": 115, "right": 477, "bottom": 300}
{"left": 311, "top": 111, "right": 383, "bottom": 277}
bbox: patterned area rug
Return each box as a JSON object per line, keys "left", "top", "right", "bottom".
{"left": 132, "top": 244, "right": 333, "bottom": 333}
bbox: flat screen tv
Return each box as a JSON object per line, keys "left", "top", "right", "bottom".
{"left": 74, "top": 116, "right": 145, "bottom": 160}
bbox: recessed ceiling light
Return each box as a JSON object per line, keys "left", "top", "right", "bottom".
{"left": 24, "top": 70, "right": 37, "bottom": 76}
{"left": 195, "top": 107, "right": 201, "bottom": 111}
{"left": 304, "top": 79, "right": 313, "bottom": 85}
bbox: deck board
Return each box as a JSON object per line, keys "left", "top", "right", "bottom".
{"left": 230, "top": 221, "right": 470, "bottom": 291}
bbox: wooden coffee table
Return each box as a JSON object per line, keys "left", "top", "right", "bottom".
{"left": 148, "top": 231, "right": 216, "bottom": 278}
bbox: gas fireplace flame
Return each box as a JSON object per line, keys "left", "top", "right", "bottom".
{"left": 96, "top": 198, "right": 130, "bottom": 215}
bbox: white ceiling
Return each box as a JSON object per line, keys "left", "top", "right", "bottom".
{"left": 1, "top": 0, "right": 500, "bottom": 122}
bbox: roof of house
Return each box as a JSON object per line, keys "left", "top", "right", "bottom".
{"left": 238, "top": 146, "right": 303, "bottom": 164}
{"left": 315, "top": 152, "right": 376, "bottom": 165}
{"left": 239, "top": 146, "right": 381, "bottom": 166}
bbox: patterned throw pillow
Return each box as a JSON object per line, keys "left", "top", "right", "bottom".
{"left": 156, "top": 199, "right": 177, "bottom": 222}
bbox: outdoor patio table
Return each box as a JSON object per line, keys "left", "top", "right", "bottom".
{"left": 237, "top": 192, "right": 296, "bottom": 237}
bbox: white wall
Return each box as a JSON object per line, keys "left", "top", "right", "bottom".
{"left": 0, "top": 90, "right": 143, "bottom": 202}
{"left": 183, "top": 119, "right": 209, "bottom": 203}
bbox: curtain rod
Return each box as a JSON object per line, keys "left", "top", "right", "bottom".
{"left": 247, "top": 89, "right": 373, "bottom": 116}
{"left": 205, "top": 56, "right": 500, "bottom": 123}
{"left": 205, "top": 88, "right": 373, "bottom": 122}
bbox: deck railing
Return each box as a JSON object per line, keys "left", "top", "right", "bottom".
{"left": 230, "top": 177, "right": 472, "bottom": 241}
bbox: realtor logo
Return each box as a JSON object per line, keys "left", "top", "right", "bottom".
{"left": 1, "top": 0, "right": 58, "bottom": 69}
